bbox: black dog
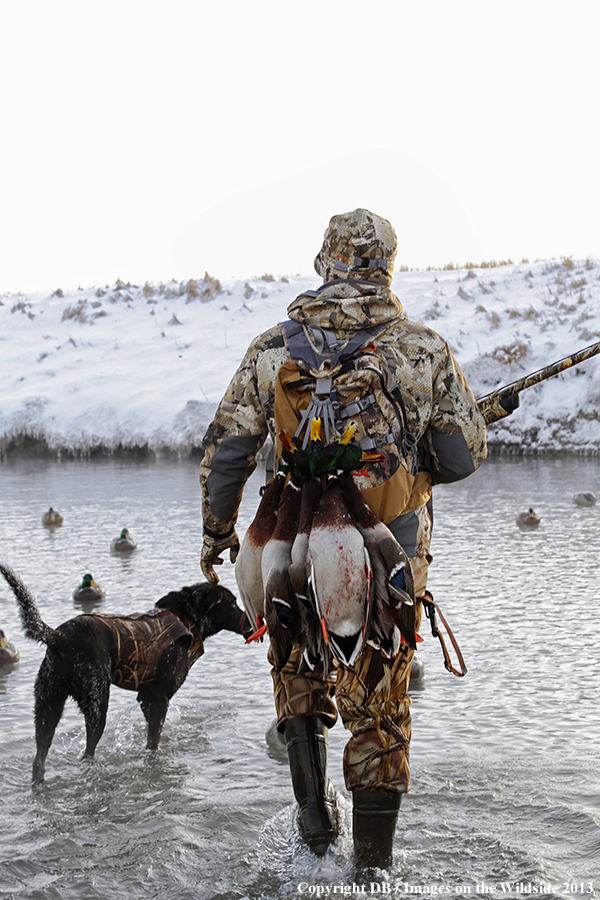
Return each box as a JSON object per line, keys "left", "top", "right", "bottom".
{"left": 0, "top": 564, "right": 250, "bottom": 785}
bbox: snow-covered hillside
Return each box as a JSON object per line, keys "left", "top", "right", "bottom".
{"left": 2, "top": 258, "right": 600, "bottom": 458}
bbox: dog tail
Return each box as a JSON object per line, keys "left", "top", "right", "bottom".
{"left": 0, "top": 564, "right": 59, "bottom": 646}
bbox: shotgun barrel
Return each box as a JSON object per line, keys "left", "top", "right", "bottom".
{"left": 477, "top": 339, "right": 600, "bottom": 425}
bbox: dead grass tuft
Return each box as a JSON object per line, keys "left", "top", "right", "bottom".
{"left": 491, "top": 342, "right": 529, "bottom": 365}
{"left": 61, "top": 300, "right": 88, "bottom": 323}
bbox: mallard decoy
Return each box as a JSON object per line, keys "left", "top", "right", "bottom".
{"left": 73, "top": 574, "right": 105, "bottom": 605}
{"left": 307, "top": 477, "right": 372, "bottom": 668}
{"left": 0, "top": 629, "right": 19, "bottom": 667}
{"left": 42, "top": 507, "right": 63, "bottom": 526}
{"left": 235, "top": 469, "right": 286, "bottom": 638}
{"left": 110, "top": 528, "right": 137, "bottom": 553}
{"left": 516, "top": 508, "right": 540, "bottom": 528}
{"left": 261, "top": 481, "right": 305, "bottom": 670}
{"left": 409, "top": 654, "right": 425, "bottom": 688}
{"left": 339, "top": 471, "right": 417, "bottom": 652}
{"left": 573, "top": 492, "right": 597, "bottom": 508}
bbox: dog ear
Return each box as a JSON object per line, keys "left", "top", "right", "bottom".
{"left": 155, "top": 590, "right": 184, "bottom": 610}
{"left": 155, "top": 587, "right": 196, "bottom": 617}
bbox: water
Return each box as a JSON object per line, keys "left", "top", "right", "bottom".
{"left": 0, "top": 455, "right": 599, "bottom": 899}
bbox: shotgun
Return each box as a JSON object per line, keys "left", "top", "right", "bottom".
{"left": 477, "top": 339, "right": 600, "bottom": 425}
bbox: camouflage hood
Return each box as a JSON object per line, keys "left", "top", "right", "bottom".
{"left": 286, "top": 280, "right": 404, "bottom": 332}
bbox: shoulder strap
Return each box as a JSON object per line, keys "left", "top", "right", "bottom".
{"left": 281, "top": 319, "right": 395, "bottom": 371}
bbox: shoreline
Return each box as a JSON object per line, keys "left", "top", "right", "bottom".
{"left": 2, "top": 434, "right": 599, "bottom": 461}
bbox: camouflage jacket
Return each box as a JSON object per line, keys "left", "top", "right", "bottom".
{"left": 200, "top": 280, "right": 487, "bottom": 538}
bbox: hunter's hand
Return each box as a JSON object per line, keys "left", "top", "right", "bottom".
{"left": 200, "top": 529, "right": 240, "bottom": 583}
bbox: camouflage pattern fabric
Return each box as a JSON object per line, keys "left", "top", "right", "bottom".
{"left": 269, "top": 646, "right": 338, "bottom": 730}
{"left": 313, "top": 208, "right": 397, "bottom": 287}
{"left": 200, "top": 278, "right": 486, "bottom": 537}
{"left": 269, "top": 546, "right": 430, "bottom": 794}
{"left": 87, "top": 609, "right": 204, "bottom": 691}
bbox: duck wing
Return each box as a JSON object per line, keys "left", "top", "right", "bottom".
{"left": 261, "top": 481, "right": 303, "bottom": 670}
{"left": 289, "top": 476, "right": 322, "bottom": 596}
{"left": 235, "top": 470, "right": 286, "bottom": 631}
{"left": 339, "top": 472, "right": 417, "bottom": 652}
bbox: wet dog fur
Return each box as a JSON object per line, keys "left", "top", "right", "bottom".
{"left": 0, "top": 564, "right": 250, "bottom": 785}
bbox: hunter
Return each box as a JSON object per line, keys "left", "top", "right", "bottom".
{"left": 199, "top": 209, "right": 487, "bottom": 871}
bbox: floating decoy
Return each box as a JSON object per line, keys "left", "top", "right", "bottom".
{"left": 73, "top": 574, "right": 105, "bottom": 605}
{"left": 573, "top": 492, "right": 597, "bottom": 508}
{"left": 516, "top": 508, "right": 541, "bottom": 528}
{"left": 235, "top": 470, "right": 286, "bottom": 637}
{"left": 42, "top": 507, "right": 63, "bottom": 527}
{"left": 339, "top": 471, "right": 417, "bottom": 652}
{"left": 0, "top": 629, "right": 19, "bottom": 667}
{"left": 307, "top": 477, "right": 372, "bottom": 668}
{"left": 110, "top": 528, "right": 138, "bottom": 553}
{"left": 409, "top": 654, "right": 425, "bottom": 688}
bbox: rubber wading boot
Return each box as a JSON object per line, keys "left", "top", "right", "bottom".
{"left": 283, "top": 715, "right": 338, "bottom": 856}
{"left": 352, "top": 789, "right": 402, "bottom": 872}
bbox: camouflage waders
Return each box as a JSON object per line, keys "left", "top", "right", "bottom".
{"left": 270, "top": 550, "right": 430, "bottom": 795}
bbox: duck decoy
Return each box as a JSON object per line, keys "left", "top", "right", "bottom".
{"left": 573, "top": 492, "right": 597, "bottom": 508}
{"left": 261, "top": 481, "right": 305, "bottom": 670}
{"left": 409, "top": 654, "right": 425, "bottom": 688}
{"left": 339, "top": 471, "right": 417, "bottom": 652}
{"left": 42, "top": 507, "right": 63, "bottom": 527}
{"left": 516, "top": 508, "right": 540, "bottom": 528}
{"left": 110, "top": 528, "right": 137, "bottom": 553}
{"left": 235, "top": 469, "right": 286, "bottom": 638}
{"left": 73, "top": 573, "right": 105, "bottom": 605}
{"left": 0, "top": 629, "right": 19, "bottom": 667}
{"left": 307, "top": 477, "right": 372, "bottom": 668}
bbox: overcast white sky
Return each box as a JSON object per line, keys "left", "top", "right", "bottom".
{"left": 2, "top": 0, "right": 599, "bottom": 293}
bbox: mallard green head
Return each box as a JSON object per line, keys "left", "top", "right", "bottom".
{"left": 81, "top": 574, "right": 98, "bottom": 589}
{"left": 120, "top": 528, "right": 130, "bottom": 540}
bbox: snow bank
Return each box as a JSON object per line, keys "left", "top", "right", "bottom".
{"left": 1, "top": 259, "right": 599, "bottom": 458}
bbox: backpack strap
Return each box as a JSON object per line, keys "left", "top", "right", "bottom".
{"left": 282, "top": 319, "right": 392, "bottom": 371}
{"left": 281, "top": 319, "right": 396, "bottom": 446}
